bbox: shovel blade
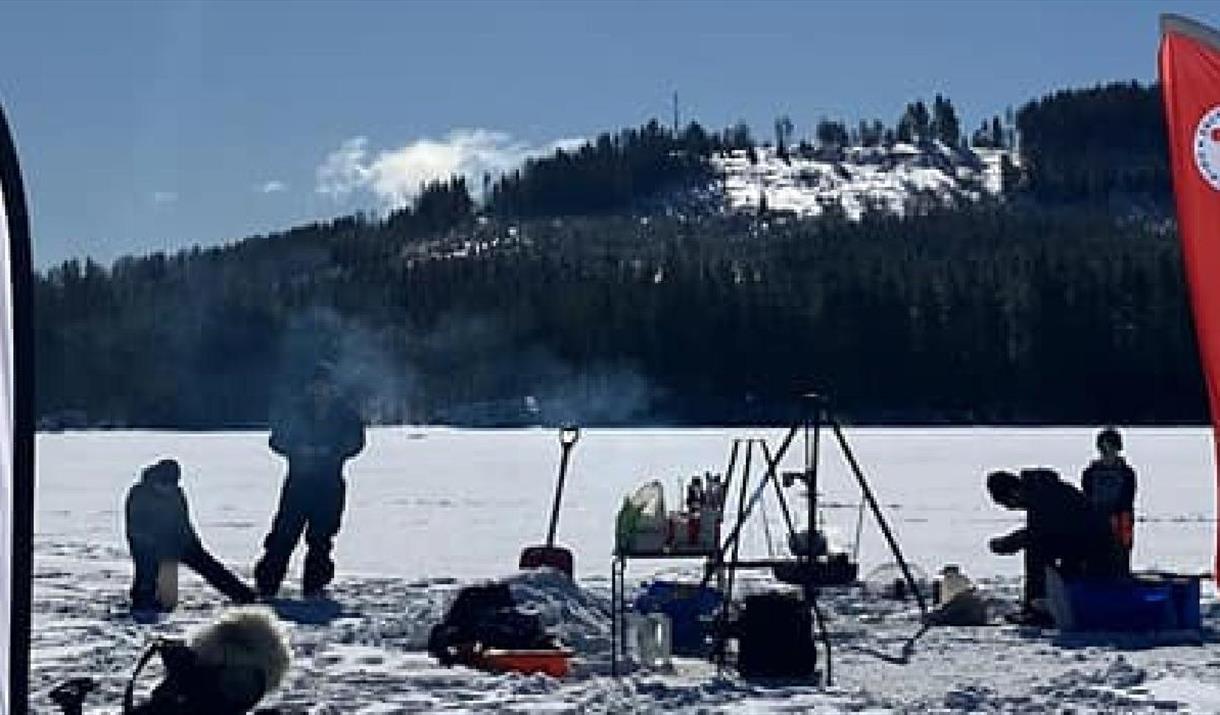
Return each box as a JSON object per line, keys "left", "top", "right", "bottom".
{"left": 519, "top": 546, "right": 574, "bottom": 577}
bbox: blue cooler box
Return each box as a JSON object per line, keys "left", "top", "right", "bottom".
{"left": 1047, "top": 570, "right": 1201, "bottom": 633}
{"left": 634, "top": 581, "right": 721, "bottom": 656}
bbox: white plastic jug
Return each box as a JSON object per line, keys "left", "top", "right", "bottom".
{"left": 625, "top": 612, "right": 672, "bottom": 669}
{"left": 155, "top": 559, "right": 179, "bottom": 610}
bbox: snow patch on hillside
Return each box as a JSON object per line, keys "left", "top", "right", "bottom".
{"left": 712, "top": 143, "right": 1014, "bottom": 219}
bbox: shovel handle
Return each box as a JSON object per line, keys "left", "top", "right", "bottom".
{"left": 545, "top": 426, "right": 579, "bottom": 546}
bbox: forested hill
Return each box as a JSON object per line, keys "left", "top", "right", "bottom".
{"left": 36, "top": 81, "right": 1199, "bottom": 429}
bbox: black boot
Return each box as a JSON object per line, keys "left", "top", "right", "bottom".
{"left": 302, "top": 547, "right": 334, "bottom": 598}
{"left": 254, "top": 553, "right": 288, "bottom": 600}
{"left": 49, "top": 677, "right": 95, "bottom": 714}
{"left": 1004, "top": 604, "right": 1054, "bottom": 627}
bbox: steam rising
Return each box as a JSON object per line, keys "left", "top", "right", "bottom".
{"left": 274, "top": 308, "right": 652, "bottom": 426}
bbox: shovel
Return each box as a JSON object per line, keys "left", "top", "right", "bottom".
{"left": 519, "top": 425, "right": 580, "bottom": 577}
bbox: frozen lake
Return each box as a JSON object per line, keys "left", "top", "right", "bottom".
{"left": 27, "top": 426, "right": 1220, "bottom": 713}
{"left": 35, "top": 426, "right": 1218, "bottom": 582}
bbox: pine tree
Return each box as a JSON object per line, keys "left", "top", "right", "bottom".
{"left": 931, "top": 95, "right": 961, "bottom": 146}
{"left": 911, "top": 101, "right": 931, "bottom": 143}
{"left": 1000, "top": 154, "right": 1021, "bottom": 194}
{"left": 971, "top": 120, "right": 990, "bottom": 148}
{"left": 774, "top": 115, "right": 794, "bottom": 159}
{"left": 816, "top": 118, "right": 848, "bottom": 148}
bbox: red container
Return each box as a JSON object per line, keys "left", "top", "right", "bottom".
{"left": 477, "top": 648, "right": 574, "bottom": 678}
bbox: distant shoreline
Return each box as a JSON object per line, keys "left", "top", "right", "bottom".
{"left": 34, "top": 420, "right": 1216, "bottom": 434}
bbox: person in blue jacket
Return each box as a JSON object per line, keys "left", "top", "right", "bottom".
{"left": 254, "top": 364, "right": 365, "bottom": 598}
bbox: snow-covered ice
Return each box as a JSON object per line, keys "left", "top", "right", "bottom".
{"left": 29, "top": 427, "right": 1220, "bottom": 712}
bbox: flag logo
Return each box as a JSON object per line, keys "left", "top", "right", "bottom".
{"left": 1194, "top": 106, "right": 1220, "bottom": 191}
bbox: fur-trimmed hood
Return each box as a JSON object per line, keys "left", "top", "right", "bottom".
{"left": 188, "top": 607, "right": 291, "bottom": 703}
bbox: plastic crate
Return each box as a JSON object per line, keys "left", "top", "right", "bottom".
{"left": 1047, "top": 569, "right": 1201, "bottom": 633}
{"left": 633, "top": 581, "right": 721, "bottom": 656}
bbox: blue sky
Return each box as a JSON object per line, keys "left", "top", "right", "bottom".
{"left": 2, "top": 0, "right": 1218, "bottom": 267}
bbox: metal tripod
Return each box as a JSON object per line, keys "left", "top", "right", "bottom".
{"left": 702, "top": 394, "right": 928, "bottom": 682}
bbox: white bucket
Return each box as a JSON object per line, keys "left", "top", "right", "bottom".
{"left": 625, "top": 612, "right": 672, "bottom": 669}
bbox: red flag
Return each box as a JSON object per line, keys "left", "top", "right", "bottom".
{"left": 1160, "top": 14, "right": 1220, "bottom": 582}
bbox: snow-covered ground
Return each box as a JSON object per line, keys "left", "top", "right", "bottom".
{"left": 29, "top": 427, "right": 1220, "bottom": 712}
{"left": 712, "top": 144, "right": 1011, "bottom": 219}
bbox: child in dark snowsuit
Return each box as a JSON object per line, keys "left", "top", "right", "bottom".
{"left": 254, "top": 367, "right": 366, "bottom": 598}
{"left": 126, "top": 459, "right": 256, "bottom": 611}
{"left": 1081, "top": 427, "right": 1137, "bottom": 571}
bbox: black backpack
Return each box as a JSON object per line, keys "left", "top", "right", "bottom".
{"left": 428, "top": 582, "right": 556, "bottom": 666}
{"left": 735, "top": 592, "right": 817, "bottom": 679}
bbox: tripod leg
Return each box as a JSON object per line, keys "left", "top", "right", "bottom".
{"left": 611, "top": 558, "right": 619, "bottom": 676}
{"left": 700, "top": 427, "right": 799, "bottom": 588}
{"left": 715, "top": 441, "right": 755, "bottom": 656}
{"left": 830, "top": 418, "right": 927, "bottom": 616}
{"left": 760, "top": 442, "right": 798, "bottom": 540}
{"left": 806, "top": 586, "right": 832, "bottom": 685}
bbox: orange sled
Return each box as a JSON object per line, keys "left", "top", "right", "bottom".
{"left": 476, "top": 647, "right": 574, "bottom": 678}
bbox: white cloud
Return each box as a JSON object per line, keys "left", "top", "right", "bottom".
{"left": 258, "top": 180, "right": 287, "bottom": 194}
{"left": 152, "top": 191, "right": 178, "bottom": 204}
{"left": 316, "top": 137, "right": 371, "bottom": 201}
{"left": 315, "top": 129, "right": 582, "bottom": 210}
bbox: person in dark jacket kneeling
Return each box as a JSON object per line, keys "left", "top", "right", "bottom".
{"left": 986, "top": 468, "right": 1125, "bottom": 626}
{"left": 255, "top": 364, "right": 366, "bottom": 598}
{"left": 126, "top": 458, "right": 256, "bottom": 612}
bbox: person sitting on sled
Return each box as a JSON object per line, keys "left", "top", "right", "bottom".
{"left": 126, "top": 458, "right": 257, "bottom": 612}
{"left": 986, "top": 468, "right": 1125, "bottom": 626}
{"left": 1081, "top": 426, "right": 1137, "bottom": 571}
{"left": 254, "top": 363, "right": 366, "bottom": 598}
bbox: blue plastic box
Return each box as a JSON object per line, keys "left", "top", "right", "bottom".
{"left": 634, "top": 581, "right": 721, "bottom": 656}
{"left": 1047, "top": 570, "right": 1201, "bottom": 633}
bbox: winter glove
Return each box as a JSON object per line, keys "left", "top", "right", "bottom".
{"left": 988, "top": 535, "right": 1021, "bottom": 555}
